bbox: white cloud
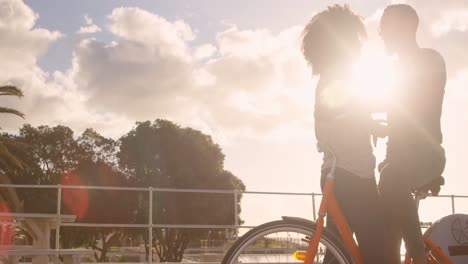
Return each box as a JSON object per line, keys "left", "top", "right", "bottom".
{"left": 0, "top": 0, "right": 62, "bottom": 67}
{"left": 72, "top": 37, "right": 195, "bottom": 121}
{"left": 431, "top": 9, "right": 468, "bottom": 37}
{"left": 194, "top": 43, "right": 216, "bottom": 60}
{"left": 0, "top": 0, "right": 78, "bottom": 132}
{"left": 193, "top": 68, "right": 216, "bottom": 87}
{"left": 78, "top": 24, "right": 101, "bottom": 34}
{"left": 438, "top": 68, "right": 468, "bottom": 195}
{"left": 0, "top": 2, "right": 315, "bottom": 144}
{"left": 0, "top": 0, "right": 37, "bottom": 30}
{"left": 64, "top": 7, "right": 315, "bottom": 141}
{"left": 84, "top": 14, "right": 92, "bottom": 25}
{"left": 0, "top": 0, "right": 133, "bottom": 137}
{"left": 216, "top": 26, "right": 278, "bottom": 58}
{"left": 2, "top": 5, "right": 207, "bottom": 137}
{"left": 190, "top": 25, "right": 313, "bottom": 133}
{"left": 108, "top": 7, "right": 194, "bottom": 59}
{"left": 77, "top": 14, "right": 102, "bottom": 34}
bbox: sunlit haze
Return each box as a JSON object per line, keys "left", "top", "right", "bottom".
{"left": 352, "top": 46, "right": 398, "bottom": 106}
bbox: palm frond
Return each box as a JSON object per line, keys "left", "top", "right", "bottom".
{"left": 0, "top": 107, "right": 25, "bottom": 118}
{"left": 0, "top": 85, "right": 24, "bottom": 97}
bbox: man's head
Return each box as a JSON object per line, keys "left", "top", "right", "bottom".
{"left": 302, "top": 5, "right": 366, "bottom": 76}
{"left": 380, "top": 4, "right": 419, "bottom": 54}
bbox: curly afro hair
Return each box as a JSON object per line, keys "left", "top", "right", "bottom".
{"left": 302, "top": 5, "right": 366, "bottom": 76}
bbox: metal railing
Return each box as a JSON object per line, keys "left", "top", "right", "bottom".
{"left": 1, "top": 183, "right": 467, "bottom": 263}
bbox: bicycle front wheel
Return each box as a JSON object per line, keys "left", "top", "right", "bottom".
{"left": 222, "top": 217, "right": 352, "bottom": 264}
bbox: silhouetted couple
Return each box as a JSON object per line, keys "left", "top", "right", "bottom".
{"left": 302, "top": 4, "right": 446, "bottom": 264}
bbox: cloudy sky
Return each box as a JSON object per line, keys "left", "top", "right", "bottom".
{"left": 1, "top": 0, "right": 467, "bottom": 224}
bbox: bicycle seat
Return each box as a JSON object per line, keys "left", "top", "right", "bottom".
{"left": 412, "top": 176, "right": 445, "bottom": 198}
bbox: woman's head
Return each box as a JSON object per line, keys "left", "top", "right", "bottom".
{"left": 302, "top": 5, "right": 366, "bottom": 76}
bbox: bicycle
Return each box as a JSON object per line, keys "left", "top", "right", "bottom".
{"left": 222, "top": 164, "right": 468, "bottom": 264}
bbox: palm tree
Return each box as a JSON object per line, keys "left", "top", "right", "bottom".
{"left": 0, "top": 85, "right": 25, "bottom": 168}
{"left": 0, "top": 85, "right": 25, "bottom": 212}
{"left": 0, "top": 85, "right": 24, "bottom": 118}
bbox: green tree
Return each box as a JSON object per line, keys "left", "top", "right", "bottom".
{"left": 6, "top": 125, "right": 138, "bottom": 259}
{"left": 37, "top": 127, "right": 137, "bottom": 261}
{"left": 4, "top": 125, "right": 83, "bottom": 213}
{"left": 77, "top": 128, "right": 119, "bottom": 167}
{"left": 0, "top": 134, "right": 27, "bottom": 212}
{"left": 18, "top": 124, "right": 82, "bottom": 184}
{"left": 118, "top": 119, "right": 245, "bottom": 262}
{"left": 61, "top": 160, "right": 138, "bottom": 262}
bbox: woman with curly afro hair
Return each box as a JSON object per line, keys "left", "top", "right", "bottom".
{"left": 302, "top": 5, "right": 386, "bottom": 263}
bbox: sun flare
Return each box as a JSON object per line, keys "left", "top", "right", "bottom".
{"left": 352, "top": 47, "right": 398, "bottom": 106}
{"left": 319, "top": 47, "right": 399, "bottom": 112}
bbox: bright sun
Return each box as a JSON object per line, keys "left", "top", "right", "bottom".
{"left": 315, "top": 46, "right": 399, "bottom": 114}
{"left": 351, "top": 47, "right": 398, "bottom": 106}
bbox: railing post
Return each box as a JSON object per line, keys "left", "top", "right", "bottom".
{"left": 233, "top": 191, "right": 238, "bottom": 239}
{"left": 312, "top": 193, "right": 320, "bottom": 263}
{"left": 56, "top": 184, "right": 62, "bottom": 249}
{"left": 149, "top": 187, "right": 153, "bottom": 264}
{"left": 312, "top": 193, "right": 317, "bottom": 221}
{"left": 451, "top": 195, "right": 455, "bottom": 214}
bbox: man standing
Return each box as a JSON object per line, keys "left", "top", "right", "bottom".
{"left": 379, "top": 4, "right": 446, "bottom": 264}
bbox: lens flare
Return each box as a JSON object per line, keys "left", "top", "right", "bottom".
{"left": 61, "top": 172, "right": 89, "bottom": 220}
{"left": 0, "top": 202, "right": 13, "bottom": 252}
{"left": 352, "top": 48, "right": 398, "bottom": 107}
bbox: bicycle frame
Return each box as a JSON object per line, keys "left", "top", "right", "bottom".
{"left": 298, "top": 176, "right": 453, "bottom": 264}
{"left": 303, "top": 171, "right": 363, "bottom": 264}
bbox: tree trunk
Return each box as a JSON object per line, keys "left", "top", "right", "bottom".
{"left": 154, "top": 228, "right": 190, "bottom": 262}
{"left": 143, "top": 233, "right": 149, "bottom": 261}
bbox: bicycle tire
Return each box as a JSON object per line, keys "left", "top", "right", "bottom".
{"left": 222, "top": 217, "right": 353, "bottom": 264}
